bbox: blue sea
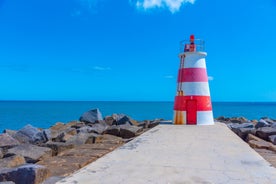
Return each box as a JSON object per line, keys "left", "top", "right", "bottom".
{"left": 0, "top": 101, "right": 276, "bottom": 132}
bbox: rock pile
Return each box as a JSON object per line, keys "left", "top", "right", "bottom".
{"left": 0, "top": 108, "right": 161, "bottom": 184}
{"left": 217, "top": 116, "right": 276, "bottom": 167}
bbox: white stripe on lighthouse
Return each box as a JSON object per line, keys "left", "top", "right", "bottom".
{"left": 197, "top": 111, "right": 214, "bottom": 125}
{"left": 183, "top": 58, "right": 207, "bottom": 69}
{"left": 181, "top": 82, "right": 210, "bottom": 96}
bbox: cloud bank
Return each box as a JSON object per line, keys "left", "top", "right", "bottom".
{"left": 135, "top": 0, "right": 196, "bottom": 13}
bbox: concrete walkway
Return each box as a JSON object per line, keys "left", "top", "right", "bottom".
{"left": 57, "top": 123, "right": 276, "bottom": 184}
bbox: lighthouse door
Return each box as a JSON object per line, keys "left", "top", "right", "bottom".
{"left": 186, "top": 99, "right": 197, "bottom": 125}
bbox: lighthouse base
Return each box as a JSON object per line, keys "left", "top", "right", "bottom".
{"left": 173, "top": 111, "right": 214, "bottom": 125}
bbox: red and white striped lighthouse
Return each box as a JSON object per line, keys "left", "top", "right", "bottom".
{"left": 173, "top": 35, "right": 214, "bottom": 125}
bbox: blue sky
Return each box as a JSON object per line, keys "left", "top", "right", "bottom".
{"left": 0, "top": 0, "right": 275, "bottom": 101}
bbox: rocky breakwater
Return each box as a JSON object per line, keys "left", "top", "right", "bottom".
{"left": 217, "top": 116, "right": 276, "bottom": 167}
{"left": 0, "top": 108, "right": 161, "bottom": 184}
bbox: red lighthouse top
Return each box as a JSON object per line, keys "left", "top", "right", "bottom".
{"left": 181, "top": 34, "right": 205, "bottom": 53}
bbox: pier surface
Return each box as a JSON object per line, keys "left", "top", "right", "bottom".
{"left": 57, "top": 123, "right": 276, "bottom": 184}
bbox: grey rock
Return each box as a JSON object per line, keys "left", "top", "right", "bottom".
{"left": 0, "top": 164, "right": 49, "bottom": 184}
{"left": 2, "top": 130, "right": 17, "bottom": 138}
{"left": 148, "top": 120, "right": 160, "bottom": 128}
{"left": 14, "top": 124, "right": 47, "bottom": 144}
{"left": 41, "top": 176, "right": 64, "bottom": 184}
{"left": 0, "top": 148, "right": 3, "bottom": 159}
{"left": 104, "top": 116, "right": 115, "bottom": 126}
{"left": 119, "top": 124, "right": 143, "bottom": 139}
{"left": 271, "top": 122, "right": 276, "bottom": 128}
{"left": 229, "top": 122, "right": 254, "bottom": 130}
{"left": 255, "top": 119, "right": 270, "bottom": 129}
{"left": 104, "top": 126, "right": 120, "bottom": 137}
{"left": 43, "top": 142, "right": 74, "bottom": 156}
{"left": 52, "top": 128, "right": 77, "bottom": 143}
{"left": 0, "top": 155, "right": 25, "bottom": 168}
{"left": 79, "top": 108, "right": 103, "bottom": 124}
{"left": 256, "top": 127, "right": 276, "bottom": 141}
{"left": 66, "top": 133, "right": 99, "bottom": 145}
{"left": 0, "top": 134, "right": 20, "bottom": 148}
{"left": 260, "top": 117, "right": 275, "bottom": 124}
{"left": 89, "top": 123, "right": 108, "bottom": 134}
{"left": 6, "top": 144, "right": 52, "bottom": 163}
{"left": 0, "top": 181, "right": 15, "bottom": 184}
{"left": 235, "top": 128, "right": 255, "bottom": 140}
{"left": 112, "top": 114, "right": 138, "bottom": 126}
{"left": 229, "top": 117, "right": 249, "bottom": 124}
{"left": 268, "top": 135, "right": 276, "bottom": 145}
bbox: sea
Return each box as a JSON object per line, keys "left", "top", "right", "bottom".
{"left": 0, "top": 101, "right": 276, "bottom": 132}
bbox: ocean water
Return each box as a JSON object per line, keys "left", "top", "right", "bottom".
{"left": 0, "top": 101, "right": 276, "bottom": 132}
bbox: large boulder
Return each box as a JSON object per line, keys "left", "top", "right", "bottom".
{"left": 0, "top": 164, "right": 49, "bottom": 184}
{"left": 13, "top": 124, "right": 48, "bottom": 144}
{"left": 0, "top": 134, "right": 20, "bottom": 148}
{"left": 235, "top": 127, "right": 255, "bottom": 140}
{"left": 255, "top": 119, "right": 270, "bottom": 129}
{"left": 268, "top": 135, "right": 276, "bottom": 145}
{"left": 256, "top": 127, "right": 276, "bottom": 141}
{"left": 119, "top": 124, "right": 143, "bottom": 139}
{"left": 79, "top": 108, "right": 103, "bottom": 124}
{"left": 104, "top": 126, "right": 120, "bottom": 137}
{"left": 0, "top": 155, "right": 25, "bottom": 168}
{"left": 112, "top": 114, "right": 139, "bottom": 126}
{"left": 229, "top": 117, "right": 249, "bottom": 124}
{"left": 78, "top": 123, "right": 107, "bottom": 135}
{"left": 43, "top": 142, "right": 74, "bottom": 156}
{"left": 6, "top": 144, "right": 52, "bottom": 163}
{"left": 66, "top": 133, "right": 99, "bottom": 145}
{"left": 229, "top": 122, "right": 254, "bottom": 135}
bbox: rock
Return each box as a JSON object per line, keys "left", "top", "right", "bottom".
{"left": 229, "top": 117, "right": 249, "bottom": 124}
{"left": 255, "top": 119, "right": 270, "bottom": 129}
{"left": 79, "top": 108, "right": 103, "bottom": 124}
{"left": 0, "top": 164, "right": 49, "bottom": 184}
{"left": 112, "top": 114, "right": 139, "bottom": 126}
{"left": 43, "top": 142, "right": 74, "bottom": 156}
{"left": 52, "top": 128, "right": 77, "bottom": 143}
{"left": 66, "top": 133, "right": 99, "bottom": 145}
{"left": 148, "top": 120, "right": 160, "bottom": 128}
{"left": 0, "top": 155, "right": 25, "bottom": 168}
{"left": 256, "top": 127, "right": 276, "bottom": 141}
{"left": 2, "top": 130, "right": 17, "bottom": 138}
{"left": 104, "top": 116, "right": 115, "bottom": 126}
{"left": 0, "top": 134, "right": 20, "bottom": 148}
{"left": 0, "top": 148, "right": 3, "bottom": 159}
{"left": 89, "top": 123, "right": 108, "bottom": 134}
{"left": 50, "top": 121, "right": 79, "bottom": 133}
{"left": 235, "top": 128, "right": 255, "bottom": 140}
{"left": 229, "top": 122, "right": 254, "bottom": 130}
{"left": 104, "top": 126, "right": 120, "bottom": 137}
{"left": 260, "top": 117, "right": 275, "bottom": 124}
{"left": 99, "top": 134, "right": 124, "bottom": 144}
{"left": 0, "top": 181, "right": 15, "bottom": 184}
{"left": 13, "top": 124, "right": 47, "bottom": 144}
{"left": 6, "top": 144, "right": 52, "bottom": 163}
{"left": 247, "top": 134, "right": 276, "bottom": 152}
{"left": 70, "top": 122, "right": 85, "bottom": 129}
{"left": 271, "top": 122, "right": 276, "bottom": 128}
{"left": 216, "top": 116, "right": 230, "bottom": 122}
{"left": 268, "top": 135, "right": 276, "bottom": 145}
{"left": 41, "top": 176, "right": 64, "bottom": 184}
{"left": 119, "top": 124, "right": 143, "bottom": 139}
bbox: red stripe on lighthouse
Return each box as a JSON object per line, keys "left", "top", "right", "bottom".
{"left": 177, "top": 68, "right": 208, "bottom": 82}
{"left": 174, "top": 96, "right": 212, "bottom": 111}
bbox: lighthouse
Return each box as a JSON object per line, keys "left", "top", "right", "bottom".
{"left": 173, "top": 35, "right": 214, "bottom": 125}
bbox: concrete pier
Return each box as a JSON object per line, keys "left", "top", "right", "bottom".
{"left": 57, "top": 123, "right": 276, "bottom": 184}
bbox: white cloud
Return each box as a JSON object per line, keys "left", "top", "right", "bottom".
{"left": 92, "top": 66, "right": 111, "bottom": 71}
{"left": 135, "top": 0, "right": 196, "bottom": 13}
{"left": 208, "top": 76, "right": 214, "bottom": 81}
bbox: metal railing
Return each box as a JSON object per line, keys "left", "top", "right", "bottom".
{"left": 179, "top": 39, "right": 205, "bottom": 53}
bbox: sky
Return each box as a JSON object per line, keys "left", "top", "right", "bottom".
{"left": 0, "top": 0, "right": 276, "bottom": 102}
